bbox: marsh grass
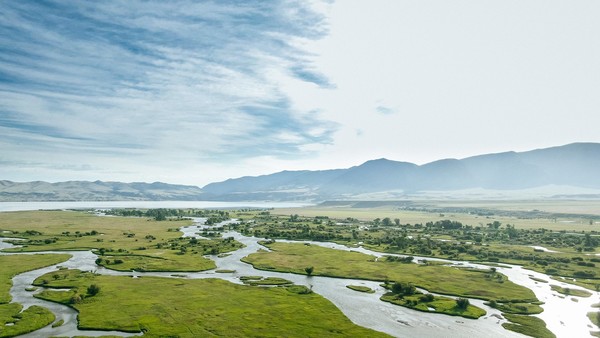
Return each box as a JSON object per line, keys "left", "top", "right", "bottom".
{"left": 243, "top": 242, "right": 537, "bottom": 302}
{"left": 241, "top": 277, "right": 292, "bottom": 286}
{"left": 380, "top": 293, "right": 486, "bottom": 319}
{"left": 0, "top": 254, "right": 71, "bottom": 303}
{"left": 0, "top": 210, "right": 190, "bottom": 252}
{"left": 346, "top": 285, "right": 375, "bottom": 293}
{"left": 550, "top": 285, "right": 592, "bottom": 297}
{"left": 484, "top": 301, "right": 544, "bottom": 315}
{"left": 96, "top": 249, "right": 215, "bottom": 272}
{"left": 502, "top": 313, "right": 556, "bottom": 338}
{"left": 0, "top": 304, "right": 55, "bottom": 338}
{"left": 32, "top": 270, "right": 388, "bottom": 337}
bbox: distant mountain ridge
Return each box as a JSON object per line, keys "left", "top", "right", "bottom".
{"left": 2, "top": 143, "right": 600, "bottom": 202}
{"left": 0, "top": 180, "right": 204, "bottom": 202}
{"left": 201, "top": 142, "right": 600, "bottom": 200}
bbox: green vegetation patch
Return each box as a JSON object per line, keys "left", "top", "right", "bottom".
{"left": 502, "top": 313, "right": 556, "bottom": 338}
{"left": 52, "top": 318, "right": 64, "bottom": 328}
{"left": 0, "top": 304, "right": 55, "bottom": 338}
{"left": 215, "top": 269, "right": 235, "bottom": 273}
{"left": 550, "top": 285, "right": 592, "bottom": 298}
{"left": 380, "top": 293, "right": 485, "bottom": 319}
{"left": 346, "top": 285, "right": 375, "bottom": 293}
{"left": 243, "top": 242, "right": 537, "bottom": 302}
{"left": 239, "top": 276, "right": 263, "bottom": 281}
{"left": 588, "top": 311, "right": 600, "bottom": 328}
{"left": 0, "top": 210, "right": 191, "bottom": 252}
{"left": 32, "top": 270, "right": 387, "bottom": 337}
{"left": 529, "top": 277, "right": 548, "bottom": 283}
{"left": 550, "top": 276, "right": 600, "bottom": 291}
{"left": 0, "top": 254, "right": 71, "bottom": 303}
{"left": 485, "top": 300, "right": 543, "bottom": 315}
{"left": 241, "top": 277, "right": 293, "bottom": 286}
{"left": 96, "top": 250, "right": 215, "bottom": 272}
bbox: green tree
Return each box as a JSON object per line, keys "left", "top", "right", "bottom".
{"left": 456, "top": 298, "right": 469, "bottom": 310}
{"left": 87, "top": 284, "right": 101, "bottom": 296}
{"left": 304, "top": 266, "right": 314, "bottom": 276}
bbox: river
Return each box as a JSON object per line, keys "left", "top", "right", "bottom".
{"left": 1, "top": 212, "right": 598, "bottom": 337}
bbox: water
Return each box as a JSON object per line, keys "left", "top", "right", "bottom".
{"left": 1, "top": 216, "right": 598, "bottom": 337}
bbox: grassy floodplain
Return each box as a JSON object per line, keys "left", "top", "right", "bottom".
{"left": 273, "top": 199, "right": 600, "bottom": 231}
{"left": 237, "top": 205, "right": 600, "bottom": 291}
{"left": 0, "top": 210, "right": 246, "bottom": 273}
{"left": 242, "top": 242, "right": 537, "bottom": 302}
{"left": 0, "top": 254, "right": 71, "bottom": 337}
{"left": 550, "top": 284, "right": 592, "bottom": 297}
{"left": 0, "top": 210, "right": 192, "bottom": 252}
{"left": 32, "top": 269, "right": 388, "bottom": 337}
{"left": 380, "top": 293, "right": 486, "bottom": 319}
{"left": 502, "top": 313, "right": 556, "bottom": 338}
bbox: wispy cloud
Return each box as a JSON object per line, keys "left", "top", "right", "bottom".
{"left": 0, "top": 0, "right": 335, "bottom": 182}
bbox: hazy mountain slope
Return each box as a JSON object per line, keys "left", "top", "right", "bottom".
{"left": 318, "top": 159, "right": 417, "bottom": 195}
{"left": 202, "top": 142, "right": 600, "bottom": 200}
{"left": 0, "top": 180, "right": 204, "bottom": 201}
{"left": 2, "top": 143, "right": 599, "bottom": 202}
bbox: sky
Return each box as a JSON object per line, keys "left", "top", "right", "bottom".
{"left": 1, "top": 0, "right": 599, "bottom": 187}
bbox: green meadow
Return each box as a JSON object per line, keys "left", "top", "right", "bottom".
{"left": 0, "top": 254, "right": 71, "bottom": 337}
{"left": 33, "top": 269, "right": 388, "bottom": 337}
{"left": 242, "top": 242, "right": 537, "bottom": 302}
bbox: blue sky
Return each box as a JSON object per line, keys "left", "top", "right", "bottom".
{"left": 1, "top": 1, "right": 599, "bottom": 186}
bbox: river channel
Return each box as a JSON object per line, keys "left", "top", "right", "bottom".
{"left": 1, "top": 217, "right": 598, "bottom": 337}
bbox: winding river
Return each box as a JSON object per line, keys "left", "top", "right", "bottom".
{"left": 1, "top": 217, "right": 598, "bottom": 337}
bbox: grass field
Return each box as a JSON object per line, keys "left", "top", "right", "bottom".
{"left": 0, "top": 254, "right": 71, "bottom": 303}
{"left": 380, "top": 293, "right": 486, "bottom": 319}
{"left": 242, "top": 242, "right": 537, "bottom": 302}
{"left": 502, "top": 313, "right": 556, "bottom": 338}
{"left": 0, "top": 304, "right": 55, "bottom": 338}
{"left": 0, "top": 210, "right": 191, "bottom": 252}
{"left": 33, "top": 269, "right": 389, "bottom": 337}
{"left": 0, "top": 253, "right": 71, "bottom": 337}
{"left": 273, "top": 201, "right": 600, "bottom": 231}
{"left": 550, "top": 285, "right": 592, "bottom": 297}
{"left": 484, "top": 301, "right": 544, "bottom": 315}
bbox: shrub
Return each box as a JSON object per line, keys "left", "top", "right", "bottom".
{"left": 456, "top": 298, "right": 470, "bottom": 310}
{"left": 419, "top": 293, "right": 435, "bottom": 302}
{"left": 87, "top": 284, "right": 101, "bottom": 296}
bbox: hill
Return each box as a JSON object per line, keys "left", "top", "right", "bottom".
{"left": 2, "top": 143, "right": 600, "bottom": 202}
{"left": 202, "top": 143, "right": 600, "bottom": 200}
{"left": 0, "top": 180, "right": 204, "bottom": 201}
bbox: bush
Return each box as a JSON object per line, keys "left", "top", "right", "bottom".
{"left": 456, "top": 298, "right": 470, "bottom": 310}
{"left": 419, "top": 293, "right": 435, "bottom": 302}
{"left": 87, "top": 284, "right": 101, "bottom": 296}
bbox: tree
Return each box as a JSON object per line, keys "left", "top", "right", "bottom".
{"left": 304, "top": 266, "right": 314, "bottom": 276}
{"left": 456, "top": 298, "right": 469, "bottom": 310}
{"left": 391, "top": 282, "right": 403, "bottom": 295}
{"left": 391, "top": 282, "right": 415, "bottom": 296}
{"left": 419, "top": 293, "right": 435, "bottom": 302}
{"left": 87, "top": 284, "right": 101, "bottom": 296}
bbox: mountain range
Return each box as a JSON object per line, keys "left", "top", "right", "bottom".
{"left": 2, "top": 143, "right": 600, "bottom": 202}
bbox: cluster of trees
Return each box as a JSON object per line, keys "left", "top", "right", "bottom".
{"left": 161, "top": 236, "right": 242, "bottom": 256}
{"left": 104, "top": 208, "right": 230, "bottom": 222}
{"left": 69, "top": 284, "right": 101, "bottom": 305}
